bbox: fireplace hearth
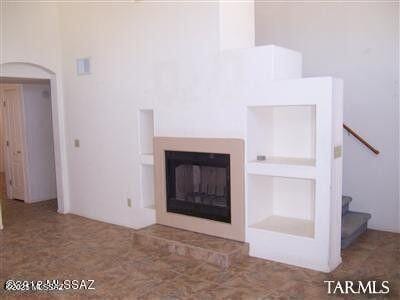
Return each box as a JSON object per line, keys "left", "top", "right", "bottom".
{"left": 165, "top": 150, "right": 231, "bottom": 223}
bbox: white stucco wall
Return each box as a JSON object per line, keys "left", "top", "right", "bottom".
{"left": 219, "top": 0, "right": 255, "bottom": 50}
{"left": 0, "top": 3, "right": 61, "bottom": 72}
{"left": 22, "top": 83, "right": 57, "bottom": 202}
{"left": 57, "top": 2, "right": 226, "bottom": 227}
{"left": 1, "top": 2, "right": 69, "bottom": 213}
{"left": 0, "top": 1, "right": 300, "bottom": 228}
{"left": 255, "top": 1, "right": 400, "bottom": 232}
{"left": 0, "top": 1, "right": 302, "bottom": 229}
{"left": 1, "top": 1, "right": 255, "bottom": 227}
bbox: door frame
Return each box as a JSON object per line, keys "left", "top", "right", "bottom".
{"left": 0, "top": 84, "right": 30, "bottom": 202}
{"left": 0, "top": 62, "right": 69, "bottom": 214}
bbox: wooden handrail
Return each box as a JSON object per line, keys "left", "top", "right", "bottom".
{"left": 343, "top": 123, "right": 379, "bottom": 155}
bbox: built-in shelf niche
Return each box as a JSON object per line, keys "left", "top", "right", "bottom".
{"left": 139, "top": 109, "right": 155, "bottom": 209}
{"left": 139, "top": 109, "right": 154, "bottom": 155}
{"left": 247, "top": 174, "right": 315, "bottom": 238}
{"left": 247, "top": 105, "right": 316, "bottom": 166}
{"left": 140, "top": 164, "right": 155, "bottom": 209}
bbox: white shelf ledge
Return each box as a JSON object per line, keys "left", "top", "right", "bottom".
{"left": 250, "top": 215, "right": 314, "bottom": 238}
{"left": 140, "top": 154, "right": 154, "bottom": 165}
{"left": 257, "top": 157, "right": 315, "bottom": 166}
{"left": 247, "top": 157, "right": 316, "bottom": 179}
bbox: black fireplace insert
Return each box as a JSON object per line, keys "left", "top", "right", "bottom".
{"left": 165, "top": 150, "right": 231, "bottom": 223}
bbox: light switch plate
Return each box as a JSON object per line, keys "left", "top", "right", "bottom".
{"left": 74, "top": 139, "right": 80, "bottom": 148}
{"left": 334, "top": 145, "right": 342, "bottom": 159}
{"left": 127, "top": 198, "right": 132, "bottom": 208}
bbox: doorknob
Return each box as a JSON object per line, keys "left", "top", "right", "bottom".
{"left": 16, "top": 150, "right": 21, "bottom": 154}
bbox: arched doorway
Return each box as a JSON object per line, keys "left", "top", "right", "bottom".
{"left": 0, "top": 62, "right": 69, "bottom": 213}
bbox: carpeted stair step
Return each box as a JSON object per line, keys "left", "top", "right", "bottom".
{"left": 341, "top": 211, "right": 371, "bottom": 249}
{"left": 342, "top": 196, "right": 352, "bottom": 215}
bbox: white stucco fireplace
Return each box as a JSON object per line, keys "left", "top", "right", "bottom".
{"left": 134, "top": 45, "right": 343, "bottom": 273}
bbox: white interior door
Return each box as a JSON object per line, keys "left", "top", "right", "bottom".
{"left": 1, "top": 85, "right": 27, "bottom": 201}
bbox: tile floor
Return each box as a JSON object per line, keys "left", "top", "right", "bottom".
{"left": 0, "top": 175, "right": 399, "bottom": 299}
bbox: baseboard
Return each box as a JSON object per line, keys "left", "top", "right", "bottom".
{"left": 68, "top": 209, "right": 135, "bottom": 229}
{"left": 367, "top": 226, "right": 400, "bottom": 234}
{"left": 30, "top": 197, "right": 57, "bottom": 203}
{"left": 328, "top": 256, "right": 342, "bottom": 272}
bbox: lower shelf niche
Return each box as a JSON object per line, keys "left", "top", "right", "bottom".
{"left": 140, "top": 164, "right": 155, "bottom": 209}
{"left": 247, "top": 174, "right": 315, "bottom": 238}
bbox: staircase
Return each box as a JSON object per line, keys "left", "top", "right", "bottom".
{"left": 341, "top": 196, "right": 371, "bottom": 249}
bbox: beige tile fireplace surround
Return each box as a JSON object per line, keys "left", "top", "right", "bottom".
{"left": 154, "top": 137, "right": 245, "bottom": 242}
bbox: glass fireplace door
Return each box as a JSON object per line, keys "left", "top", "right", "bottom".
{"left": 165, "top": 151, "right": 231, "bottom": 223}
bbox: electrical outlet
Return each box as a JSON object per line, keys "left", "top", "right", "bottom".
{"left": 334, "top": 145, "right": 342, "bottom": 159}
{"left": 127, "top": 198, "right": 132, "bottom": 208}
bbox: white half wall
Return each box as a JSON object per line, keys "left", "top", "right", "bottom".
{"left": 22, "top": 83, "right": 57, "bottom": 202}
{"left": 255, "top": 1, "right": 400, "bottom": 232}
